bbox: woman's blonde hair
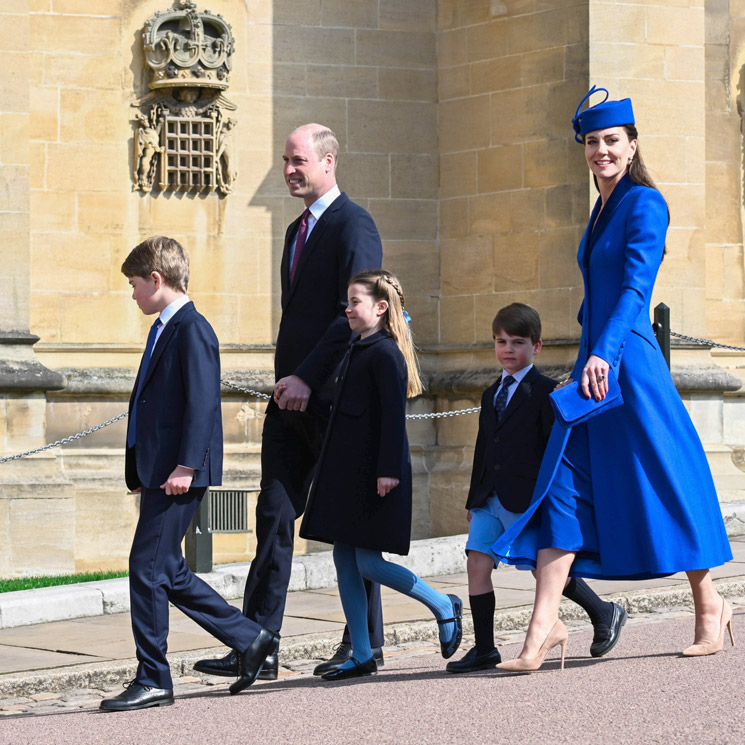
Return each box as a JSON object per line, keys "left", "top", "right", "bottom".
{"left": 349, "top": 269, "right": 422, "bottom": 398}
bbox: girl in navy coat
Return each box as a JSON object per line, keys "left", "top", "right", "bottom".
{"left": 300, "top": 270, "right": 462, "bottom": 680}
{"left": 493, "top": 88, "right": 734, "bottom": 672}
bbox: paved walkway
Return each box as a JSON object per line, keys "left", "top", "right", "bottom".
{"left": 3, "top": 608, "right": 743, "bottom": 745}
{"left": 1, "top": 537, "right": 744, "bottom": 714}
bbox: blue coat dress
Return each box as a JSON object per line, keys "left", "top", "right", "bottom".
{"left": 492, "top": 175, "right": 732, "bottom": 579}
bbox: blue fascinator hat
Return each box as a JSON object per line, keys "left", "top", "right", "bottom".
{"left": 572, "top": 85, "right": 635, "bottom": 143}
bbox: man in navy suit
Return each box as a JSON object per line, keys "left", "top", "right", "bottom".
{"left": 101, "top": 237, "right": 278, "bottom": 711}
{"left": 195, "top": 124, "right": 385, "bottom": 680}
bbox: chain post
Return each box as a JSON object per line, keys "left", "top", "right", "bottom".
{"left": 185, "top": 490, "right": 212, "bottom": 573}
{"left": 653, "top": 302, "right": 671, "bottom": 370}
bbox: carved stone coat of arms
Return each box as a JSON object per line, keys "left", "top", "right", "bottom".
{"left": 132, "top": 1, "right": 237, "bottom": 195}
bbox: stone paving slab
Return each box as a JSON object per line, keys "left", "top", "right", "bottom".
{"left": 0, "top": 536, "right": 743, "bottom": 701}
{"left": 2, "top": 572, "right": 745, "bottom": 700}
{"left": 2, "top": 603, "right": 744, "bottom": 723}
{"left": 0, "top": 535, "right": 471, "bottom": 631}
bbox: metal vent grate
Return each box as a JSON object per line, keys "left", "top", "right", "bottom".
{"left": 208, "top": 489, "right": 249, "bottom": 533}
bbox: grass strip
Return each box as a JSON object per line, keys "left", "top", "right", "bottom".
{"left": 0, "top": 571, "right": 128, "bottom": 594}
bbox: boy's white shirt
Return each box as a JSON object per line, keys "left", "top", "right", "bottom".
{"left": 154, "top": 294, "right": 190, "bottom": 346}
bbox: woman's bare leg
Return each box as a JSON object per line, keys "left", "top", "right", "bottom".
{"left": 517, "top": 547, "right": 575, "bottom": 658}
{"left": 686, "top": 568, "right": 723, "bottom": 644}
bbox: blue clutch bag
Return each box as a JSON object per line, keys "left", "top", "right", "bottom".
{"left": 549, "top": 368, "right": 623, "bottom": 427}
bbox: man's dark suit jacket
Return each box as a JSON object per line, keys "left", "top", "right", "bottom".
{"left": 275, "top": 191, "right": 383, "bottom": 394}
{"left": 125, "top": 301, "right": 223, "bottom": 491}
{"left": 465, "top": 366, "right": 556, "bottom": 514}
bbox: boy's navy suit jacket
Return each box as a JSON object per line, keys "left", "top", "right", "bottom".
{"left": 465, "top": 365, "right": 555, "bottom": 514}
{"left": 125, "top": 301, "right": 223, "bottom": 491}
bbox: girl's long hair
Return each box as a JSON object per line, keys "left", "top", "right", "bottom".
{"left": 349, "top": 270, "right": 423, "bottom": 398}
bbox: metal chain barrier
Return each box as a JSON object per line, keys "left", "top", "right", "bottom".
{"left": 0, "top": 413, "right": 129, "bottom": 463}
{"left": 406, "top": 406, "right": 481, "bottom": 420}
{"left": 0, "top": 378, "right": 481, "bottom": 463}
{"left": 8, "top": 327, "right": 745, "bottom": 463}
{"left": 670, "top": 331, "right": 745, "bottom": 353}
{"left": 220, "top": 379, "right": 272, "bottom": 400}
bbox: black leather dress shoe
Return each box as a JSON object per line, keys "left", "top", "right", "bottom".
{"left": 438, "top": 594, "right": 463, "bottom": 659}
{"left": 258, "top": 652, "right": 279, "bottom": 680}
{"left": 312, "top": 643, "right": 384, "bottom": 676}
{"left": 321, "top": 656, "right": 377, "bottom": 681}
{"left": 445, "top": 646, "right": 502, "bottom": 673}
{"left": 194, "top": 649, "right": 238, "bottom": 677}
{"left": 229, "top": 628, "right": 281, "bottom": 695}
{"left": 194, "top": 650, "right": 278, "bottom": 680}
{"left": 99, "top": 681, "right": 174, "bottom": 712}
{"left": 590, "top": 602, "right": 627, "bottom": 658}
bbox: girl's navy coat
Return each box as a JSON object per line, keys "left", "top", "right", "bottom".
{"left": 300, "top": 330, "right": 412, "bottom": 556}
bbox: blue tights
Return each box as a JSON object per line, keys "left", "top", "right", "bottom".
{"left": 332, "top": 542, "right": 456, "bottom": 667}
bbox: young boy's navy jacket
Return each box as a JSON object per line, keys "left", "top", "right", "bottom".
{"left": 125, "top": 301, "right": 222, "bottom": 491}
{"left": 465, "top": 366, "right": 555, "bottom": 514}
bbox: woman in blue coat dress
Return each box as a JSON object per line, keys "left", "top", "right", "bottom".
{"left": 492, "top": 88, "right": 734, "bottom": 672}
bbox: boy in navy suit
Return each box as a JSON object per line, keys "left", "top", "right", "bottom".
{"left": 101, "top": 237, "right": 277, "bottom": 711}
{"left": 446, "top": 303, "right": 626, "bottom": 673}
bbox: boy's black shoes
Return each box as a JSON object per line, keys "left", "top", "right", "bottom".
{"left": 313, "top": 642, "right": 384, "bottom": 675}
{"left": 229, "top": 629, "right": 281, "bottom": 695}
{"left": 194, "top": 649, "right": 279, "bottom": 680}
{"left": 446, "top": 646, "right": 502, "bottom": 673}
{"left": 99, "top": 681, "right": 174, "bottom": 711}
{"left": 590, "top": 602, "right": 627, "bottom": 657}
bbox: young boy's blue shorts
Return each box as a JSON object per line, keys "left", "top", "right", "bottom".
{"left": 465, "top": 493, "right": 522, "bottom": 565}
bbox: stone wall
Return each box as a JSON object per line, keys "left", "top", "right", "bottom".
{"left": 2, "top": 0, "right": 745, "bottom": 575}
{"left": 708, "top": 0, "right": 745, "bottom": 342}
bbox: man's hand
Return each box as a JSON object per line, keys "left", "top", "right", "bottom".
{"left": 553, "top": 377, "right": 573, "bottom": 392}
{"left": 274, "top": 375, "right": 311, "bottom": 412}
{"left": 377, "top": 477, "right": 400, "bottom": 497}
{"left": 160, "top": 465, "right": 194, "bottom": 495}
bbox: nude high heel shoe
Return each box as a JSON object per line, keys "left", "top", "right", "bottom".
{"left": 682, "top": 599, "right": 735, "bottom": 657}
{"left": 496, "top": 619, "right": 568, "bottom": 673}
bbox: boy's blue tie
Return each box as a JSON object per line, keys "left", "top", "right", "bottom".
{"left": 494, "top": 375, "right": 515, "bottom": 421}
{"left": 127, "top": 318, "right": 162, "bottom": 447}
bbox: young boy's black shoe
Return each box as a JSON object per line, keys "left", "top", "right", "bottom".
{"left": 589, "top": 602, "right": 627, "bottom": 657}
{"left": 445, "top": 646, "right": 502, "bottom": 673}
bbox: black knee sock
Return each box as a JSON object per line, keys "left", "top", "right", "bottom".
{"left": 562, "top": 577, "right": 612, "bottom": 626}
{"left": 470, "top": 592, "right": 496, "bottom": 653}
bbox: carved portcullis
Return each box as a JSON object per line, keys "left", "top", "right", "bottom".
{"left": 132, "top": 1, "right": 237, "bottom": 195}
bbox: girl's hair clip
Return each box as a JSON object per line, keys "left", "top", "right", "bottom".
{"left": 403, "top": 310, "right": 412, "bottom": 325}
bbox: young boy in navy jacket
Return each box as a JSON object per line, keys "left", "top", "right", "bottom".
{"left": 101, "top": 237, "right": 277, "bottom": 711}
{"left": 446, "top": 303, "right": 626, "bottom": 673}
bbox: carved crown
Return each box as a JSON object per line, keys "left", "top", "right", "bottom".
{"left": 143, "top": 1, "right": 234, "bottom": 91}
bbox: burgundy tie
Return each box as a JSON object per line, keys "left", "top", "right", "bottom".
{"left": 290, "top": 208, "right": 311, "bottom": 283}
